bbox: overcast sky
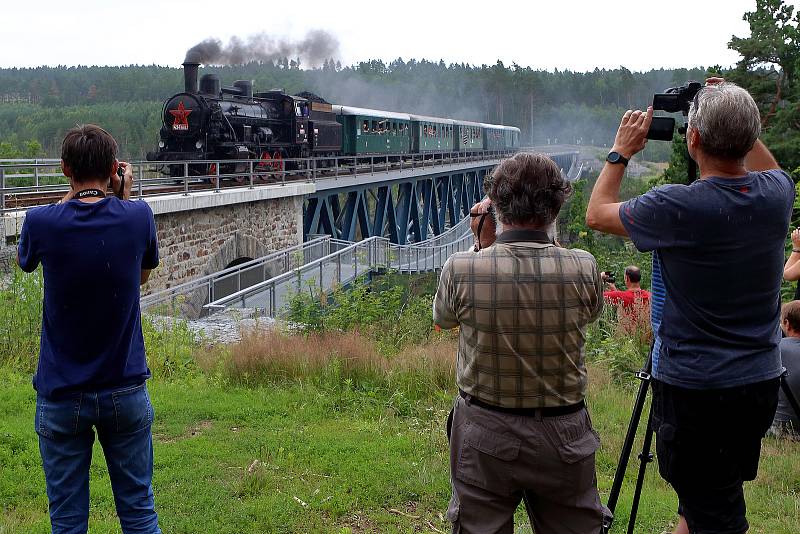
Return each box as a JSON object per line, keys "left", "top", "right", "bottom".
{"left": 1, "top": 0, "right": 756, "bottom": 72}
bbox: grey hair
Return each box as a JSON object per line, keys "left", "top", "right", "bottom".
{"left": 687, "top": 82, "right": 761, "bottom": 160}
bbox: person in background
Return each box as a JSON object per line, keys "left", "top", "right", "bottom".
{"left": 771, "top": 301, "right": 800, "bottom": 440}
{"left": 601, "top": 265, "right": 650, "bottom": 308}
{"left": 17, "top": 124, "right": 161, "bottom": 534}
{"left": 602, "top": 265, "right": 651, "bottom": 336}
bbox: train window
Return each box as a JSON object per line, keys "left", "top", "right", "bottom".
{"left": 362, "top": 120, "right": 369, "bottom": 133}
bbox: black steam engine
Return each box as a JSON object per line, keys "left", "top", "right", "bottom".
{"left": 147, "top": 60, "right": 342, "bottom": 176}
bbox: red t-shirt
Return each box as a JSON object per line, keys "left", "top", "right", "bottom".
{"left": 603, "top": 289, "right": 651, "bottom": 308}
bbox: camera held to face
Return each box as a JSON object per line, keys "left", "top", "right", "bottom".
{"left": 646, "top": 81, "right": 703, "bottom": 141}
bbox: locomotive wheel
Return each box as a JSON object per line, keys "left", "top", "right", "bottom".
{"left": 272, "top": 151, "right": 285, "bottom": 180}
{"left": 255, "top": 151, "right": 272, "bottom": 183}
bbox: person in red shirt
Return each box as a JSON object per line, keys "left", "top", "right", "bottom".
{"left": 602, "top": 265, "right": 651, "bottom": 307}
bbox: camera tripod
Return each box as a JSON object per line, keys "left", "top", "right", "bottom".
{"left": 601, "top": 351, "right": 800, "bottom": 534}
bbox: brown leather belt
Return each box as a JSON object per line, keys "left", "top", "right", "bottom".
{"left": 459, "top": 389, "right": 585, "bottom": 417}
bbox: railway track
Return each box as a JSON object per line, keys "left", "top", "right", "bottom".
{"left": 1, "top": 156, "right": 483, "bottom": 211}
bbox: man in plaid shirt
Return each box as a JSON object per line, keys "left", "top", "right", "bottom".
{"left": 434, "top": 152, "right": 607, "bottom": 533}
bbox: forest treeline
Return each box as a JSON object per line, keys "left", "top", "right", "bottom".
{"left": 1, "top": 0, "right": 799, "bottom": 168}
{"left": 0, "top": 61, "right": 704, "bottom": 159}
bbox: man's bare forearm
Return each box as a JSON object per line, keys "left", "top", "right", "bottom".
{"left": 585, "top": 161, "right": 627, "bottom": 236}
{"left": 745, "top": 139, "right": 779, "bottom": 172}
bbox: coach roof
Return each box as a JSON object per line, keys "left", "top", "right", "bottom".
{"left": 332, "top": 105, "right": 411, "bottom": 121}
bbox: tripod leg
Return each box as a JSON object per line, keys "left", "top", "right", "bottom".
{"left": 627, "top": 408, "right": 655, "bottom": 534}
{"left": 605, "top": 371, "right": 651, "bottom": 525}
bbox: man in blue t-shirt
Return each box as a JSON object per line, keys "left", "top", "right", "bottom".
{"left": 586, "top": 79, "right": 793, "bottom": 534}
{"left": 17, "top": 125, "right": 161, "bottom": 533}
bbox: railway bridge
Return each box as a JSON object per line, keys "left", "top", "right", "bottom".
{"left": 1, "top": 148, "right": 580, "bottom": 296}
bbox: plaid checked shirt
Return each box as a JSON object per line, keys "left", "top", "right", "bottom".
{"left": 434, "top": 229, "right": 603, "bottom": 408}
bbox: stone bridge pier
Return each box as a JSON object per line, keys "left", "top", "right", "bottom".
{"left": 1, "top": 183, "right": 311, "bottom": 294}
{"left": 143, "top": 184, "right": 310, "bottom": 294}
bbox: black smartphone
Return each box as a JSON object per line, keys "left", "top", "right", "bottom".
{"left": 646, "top": 116, "right": 675, "bottom": 141}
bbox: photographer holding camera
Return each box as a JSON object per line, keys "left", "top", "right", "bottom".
{"left": 586, "top": 79, "right": 793, "bottom": 534}
{"left": 17, "top": 125, "right": 161, "bottom": 533}
{"left": 435, "top": 152, "right": 609, "bottom": 533}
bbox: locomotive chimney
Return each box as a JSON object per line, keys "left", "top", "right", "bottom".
{"left": 183, "top": 60, "right": 200, "bottom": 94}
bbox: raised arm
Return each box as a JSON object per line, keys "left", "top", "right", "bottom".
{"left": 744, "top": 139, "right": 780, "bottom": 172}
{"left": 586, "top": 107, "right": 653, "bottom": 236}
{"left": 785, "top": 229, "right": 800, "bottom": 281}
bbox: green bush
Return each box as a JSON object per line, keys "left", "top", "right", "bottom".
{"left": 285, "top": 275, "right": 436, "bottom": 355}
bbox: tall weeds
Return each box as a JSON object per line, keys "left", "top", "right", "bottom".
{"left": 0, "top": 268, "right": 43, "bottom": 372}
{"left": 0, "top": 267, "right": 199, "bottom": 378}
{"left": 217, "top": 328, "right": 456, "bottom": 401}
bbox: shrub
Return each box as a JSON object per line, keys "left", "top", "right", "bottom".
{"left": 284, "top": 275, "right": 437, "bottom": 355}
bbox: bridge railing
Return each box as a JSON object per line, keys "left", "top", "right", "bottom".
{"left": 1, "top": 149, "right": 519, "bottom": 214}
{"left": 140, "top": 237, "right": 333, "bottom": 318}
{"left": 201, "top": 215, "right": 475, "bottom": 318}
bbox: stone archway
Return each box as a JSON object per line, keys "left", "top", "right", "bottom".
{"left": 181, "top": 232, "right": 271, "bottom": 318}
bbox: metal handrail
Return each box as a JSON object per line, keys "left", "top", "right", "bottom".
{"left": 0, "top": 149, "right": 523, "bottom": 214}
{"left": 140, "top": 236, "right": 333, "bottom": 312}
{"left": 200, "top": 215, "right": 475, "bottom": 317}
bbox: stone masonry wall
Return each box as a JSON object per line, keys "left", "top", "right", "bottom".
{"left": 143, "top": 196, "right": 303, "bottom": 295}
{"left": 0, "top": 244, "right": 15, "bottom": 275}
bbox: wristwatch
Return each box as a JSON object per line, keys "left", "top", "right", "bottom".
{"left": 606, "top": 151, "right": 629, "bottom": 166}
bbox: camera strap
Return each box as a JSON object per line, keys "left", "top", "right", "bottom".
{"left": 74, "top": 189, "right": 106, "bottom": 200}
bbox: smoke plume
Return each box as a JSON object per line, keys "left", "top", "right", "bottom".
{"left": 185, "top": 30, "right": 339, "bottom": 68}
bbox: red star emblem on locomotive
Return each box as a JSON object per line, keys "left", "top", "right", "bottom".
{"left": 169, "top": 101, "right": 192, "bottom": 131}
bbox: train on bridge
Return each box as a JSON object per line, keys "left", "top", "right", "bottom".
{"left": 147, "top": 60, "right": 520, "bottom": 175}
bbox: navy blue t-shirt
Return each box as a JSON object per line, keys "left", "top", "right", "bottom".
{"left": 18, "top": 197, "right": 159, "bottom": 398}
{"left": 620, "top": 169, "right": 794, "bottom": 389}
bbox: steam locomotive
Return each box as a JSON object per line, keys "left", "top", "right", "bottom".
{"left": 147, "top": 60, "right": 520, "bottom": 174}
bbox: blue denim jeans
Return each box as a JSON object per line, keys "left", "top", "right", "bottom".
{"left": 35, "top": 382, "right": 161, "bottom": 534}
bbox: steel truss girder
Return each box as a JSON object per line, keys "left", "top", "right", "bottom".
{"left": 303, "top": 169, "right": 488, "bottom": 244}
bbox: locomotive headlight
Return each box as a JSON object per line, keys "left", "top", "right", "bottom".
{"left": 158, "top": 141, "right": 165, "bottom": 148}
{"left": 195, "top": 140, "right": 204, "bottom": 149}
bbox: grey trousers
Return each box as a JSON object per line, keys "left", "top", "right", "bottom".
{"left": 446, "top": 395, "right": 609, "bottom": 534}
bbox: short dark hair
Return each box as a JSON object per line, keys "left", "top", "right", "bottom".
{"left": 488, "top": 152, "right": 572, "bottom": 227}
{"left": 625, "top": 265, "right": 642, "bottom": 283}
{"left": 782, "top": 301, "right": 800, "bottom": 332}
{"left": 61, "top": 124, "right": 117, "bottom": 183}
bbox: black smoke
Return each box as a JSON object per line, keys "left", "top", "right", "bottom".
{"left": 184, "top": 30, "right": 339, "bottom": 68}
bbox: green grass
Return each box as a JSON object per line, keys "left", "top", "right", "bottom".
{"left": 2, "top": 269, "right": 799, "bottom": 533}
{"left": 2, "top": 361, "right": 798, "bottom": 534}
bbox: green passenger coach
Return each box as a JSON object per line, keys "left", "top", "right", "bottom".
{"left": 333, "top": 105, "right": 412, "bottom": 156}
{"left": 332, "top": 104, "right": 520, "bottom": 157}
{"left": 409, "top": 115, "right": 455, "bottom": 153}
{"left": 454, "top": 121, "right": 485, "bottom": 152}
